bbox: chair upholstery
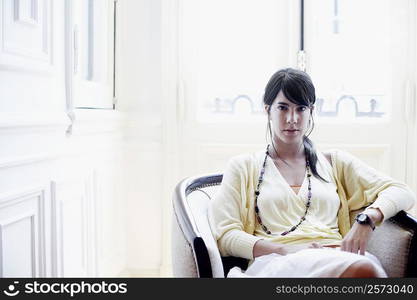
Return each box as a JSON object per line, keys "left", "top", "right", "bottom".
{"left": 172, "top": 173, "right": 417, "bottom": 277}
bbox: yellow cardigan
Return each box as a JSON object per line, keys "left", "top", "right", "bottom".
{"left": 208, "top": 148, "right": 416, "bottom": 260}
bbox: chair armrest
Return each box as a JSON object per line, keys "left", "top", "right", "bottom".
{"left": 390, "top": 211, "right": 417, "bottom": 277}
{"left": 366, "top": 210, "right": 417, "bottom": 277}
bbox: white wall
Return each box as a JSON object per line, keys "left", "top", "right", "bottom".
{"left": 0, "top": 0, "right": 128, "bottom": 277}
{"left": 118, "top": 0, "right": 165, "bottom": 276}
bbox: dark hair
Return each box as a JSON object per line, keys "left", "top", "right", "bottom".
{"left": 263, "top": 68, "right": 328, "bottom": 182}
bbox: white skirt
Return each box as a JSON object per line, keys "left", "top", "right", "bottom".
{"left": 227, "top": 248, "right": 387, "bottom": 278}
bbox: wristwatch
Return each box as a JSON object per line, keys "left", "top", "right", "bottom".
{"left": 355, "top": 213, "right": 375, "bottom": 231}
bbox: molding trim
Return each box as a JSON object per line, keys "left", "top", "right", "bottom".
{"left": 0, "top": 152, "right": 63, "bottom": 170}
{"left": 68, "top": 109, "right": 127, "bottom": 136}
{"left": 51, "top": 174, "right": 97, "bottom": 277}
{"left": 0, "top": 112, "right": 71, "bottom": 130}
{"left": 0, "top": 185, "right": 48, "bottom": 277}
{"left": 14, "top": 0, "right": 39, "bottom": 26}
{"left": 0, "top": 0, "right": 53, "bottom": 72}
{"left": 0, "top": 213, "right": 37, "bottom": 277}
{"left": 0, "top": 145, "right": 125, "bottom": 170}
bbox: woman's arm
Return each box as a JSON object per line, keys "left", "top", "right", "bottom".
{"left": 332, "top": 150, "right": 415, "bottom": 254}
{"left": 253, "top": 240, "right": 285, "bottom": 257}
{"left": 333, "top": 150, "right": 415, "bottom": 222}
{"left": 208, "top": 156, "right": 262, "bottom": 260}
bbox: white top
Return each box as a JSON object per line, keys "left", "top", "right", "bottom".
{"left": 253, "top": 151, "right": 343, "bottom": 245}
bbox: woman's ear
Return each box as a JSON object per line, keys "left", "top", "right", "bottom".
{"left": 264, "top": 104, "right": 270, "bottom": 114}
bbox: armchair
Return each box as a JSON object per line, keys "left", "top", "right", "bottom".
{"left": 171, "top": 174, "right": 417, "bottom": 277}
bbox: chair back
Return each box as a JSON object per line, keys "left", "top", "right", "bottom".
{"left": 172, "top": 174, "right": 225, "bottom": 277}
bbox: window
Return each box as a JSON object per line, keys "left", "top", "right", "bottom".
{"left": 71, "top": 0, "right": 116, "bottom": 109}
{"left": 180, "top": 0, "right": 294, "bottom": 123}
{"left": 180, "top": 0, "right": 407, "bottom": 123}
{"left": 305, "top": 0, "right": 392, "bottom": 122}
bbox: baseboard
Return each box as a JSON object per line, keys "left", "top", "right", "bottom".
{"left": 159, "top": 263, "right": 173, "bottom": 277}
{"left": 117, "top": 268, "right": 161, "bottom": 278}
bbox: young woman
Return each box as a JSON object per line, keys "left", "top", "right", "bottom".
{"left": 208, "top": 68, "right": 416, "bottom": 277}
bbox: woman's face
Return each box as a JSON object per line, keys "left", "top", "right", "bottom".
{"left": 265, "top": 90, "right": 313, "bottom": 145}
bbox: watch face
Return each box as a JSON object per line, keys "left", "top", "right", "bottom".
{"left": 357, "top": 214, "right": 367, "bottom": 222}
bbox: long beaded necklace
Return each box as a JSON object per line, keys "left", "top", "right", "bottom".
{"left": 254, "top": 144, "right": 312, "bottom": 236}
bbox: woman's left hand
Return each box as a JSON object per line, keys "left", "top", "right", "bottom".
{"left": 341, "top": 222, "right": 373, "bottom": 255}
{"left": 341, "top": 208, "right": 383, "bottom": 255}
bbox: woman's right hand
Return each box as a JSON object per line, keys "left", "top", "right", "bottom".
{"left": 281, "top": 242, "right": 323, "bottom": 255}
{"left": 253, "top": 240, "right": 323, "bottom": 258}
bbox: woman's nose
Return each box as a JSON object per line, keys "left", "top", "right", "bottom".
{"left": 286, "top": 110, "right": 298, "bottom": 124}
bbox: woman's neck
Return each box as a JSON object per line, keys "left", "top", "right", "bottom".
{"left": 270, "top": 138, "right": 305, "bottom": 161}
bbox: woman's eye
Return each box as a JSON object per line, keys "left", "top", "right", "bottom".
{"left": 277, "top": 105, "right": 307, "bottom": 111}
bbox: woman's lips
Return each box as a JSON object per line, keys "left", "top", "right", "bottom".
{"left": 283, "top": 129, "right": 299, "bottom": 135}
